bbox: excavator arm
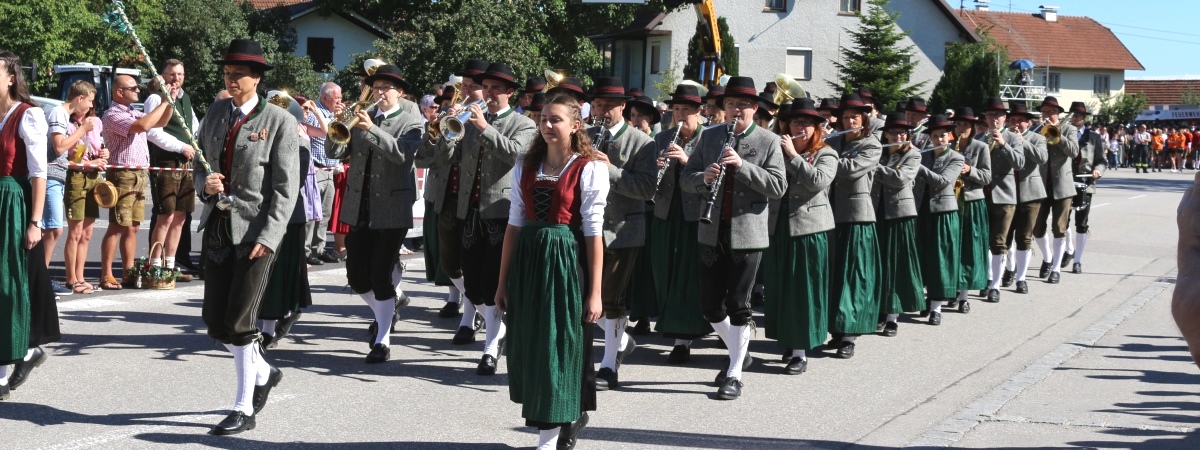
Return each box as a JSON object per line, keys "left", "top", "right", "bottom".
{"left": 695, "top": 0, "right": 723, "bottom": 87}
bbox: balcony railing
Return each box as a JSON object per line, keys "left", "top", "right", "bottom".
{"left": 1000, "top": 84, "right": 1047, "bottom": 101}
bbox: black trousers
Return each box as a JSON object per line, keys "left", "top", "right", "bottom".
{"left": 1033, "top": 197, "right": 1071, "bottom": 239}
{"left": 201, "top": 214, "right": 277, "bottom": 346}
{"left": 345, "top": 226, "right": 407, "bottom": 300}
{"left": 438, "top": 196, "right": 463, "bottom": 279}
{"left": 461, "top": 208, "right": 506, "bottom": 306}
{"left": 697, "top": 227, "right": 762, "bottom": 327}
{"left": 1074, "top": 193, "right": 1093, "bottom": 233}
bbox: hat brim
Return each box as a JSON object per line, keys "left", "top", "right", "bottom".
{"left": 922, "top": 124, "right": 955, "bottom": 134}
{"left": 1038, "top": 104, "right": 1065, "bottom": 114}
{"left": 546, "top": 87, "right": 591, "bottom": 102}
{"left": 1009, "top": 111, "right": 1036, "bottom": 120}
{"left": 1070, "top": 109, "right": 1091, "bottom": 116}
{"left": 715, "top": 92, "right": 759, "bottom": 104}
{"left": 626, "top": 100, "right": 661, "bottom": 125}
{"left": 836, "top": 105, "right": 873, "bottom": 115}
{"left": 778, "top": 109, "right": 826, "bottom": 123}
{"left": 213, "top": 59, "right": 273, "bottom": 72}
{"left": 473, "top": 73, "right": 521, "bottom": 89}
{"left": 363, "top": 73, "right": 413, "bottom": 93}
{"left": 591, "top": 92, "right": 633, "bottom": 100}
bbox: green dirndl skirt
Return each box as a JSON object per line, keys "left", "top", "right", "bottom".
{"left": 626, "top": 211, "right": 658, "bottom": 321}
{"left": 918, "top": 209, "right": 962, "bottom": 299}
{"left": 506, "top": 221, "right": 595, "bottom": 425}
{"left": 831, "top": 222, "right": 881, "bottom": 335}
{"left": 422, "top": 201, "right": 451, "bottom": 286}
{"left": 959, "top": 199, "right": 989, "bottom": 291}
{"left": 0, "top": 176, "right": 30, "bottom": 363}
{"left": 258, "top": 222, "right": 312, "bottom": 320}
{"left": 878, "top": 217, "right": 925, "bottom": 314}
{"left": 650, "top": 192, "right": 711, "bottom": 339}
{"left": 763, "top": 212, "right": 829, "bottom": 350}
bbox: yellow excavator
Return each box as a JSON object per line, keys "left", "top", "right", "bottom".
{"left": 694, "top": 0, "right": 723, "bottom": 87}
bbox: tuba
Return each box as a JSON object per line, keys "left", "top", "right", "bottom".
{"left": 772, "top": 73, "right": 806, "bottom": 107}
{"left": 544, "top": 69, "right": 566, "bottom": 92}
{"left": 266, "top": 90, "right": 305, "bottom": 123}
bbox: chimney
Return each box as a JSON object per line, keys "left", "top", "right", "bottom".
{"left": 974, "top": 0, "right": 990, "bottom": 11}
{"left": 1040, "top": 5, "right": 1059, "bottom": 22}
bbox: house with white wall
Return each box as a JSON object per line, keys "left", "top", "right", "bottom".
{"left": 250, "top": 0, "right": 392, "bottom": 73}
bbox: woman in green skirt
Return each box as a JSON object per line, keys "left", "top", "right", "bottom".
{"left": 826, "top": 93, "right": 882, "bottom": 359}
{"left": 873, "top": 112, "right": 924, "bottom": 337}
{"left": 648, "top": 85, "right": 710, "bottom": 364}
{"left": 763, "top": 98, "right": 837, "bottom": 375}
{"left": 623, "top": 94, "right": 661, "bottom": 334}
{"left": 258, "top": 128, "right": 316, "bottom": 350}
{"left": 914, "top": 115, "right": 966, "bottom": 326}
{"left": 949, "top": 107, "right": 991, "bottom": 313}
{"left": 496, "top": 95, "right": 605, "bottom": 450}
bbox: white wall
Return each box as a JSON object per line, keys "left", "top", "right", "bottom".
{"left": 644, "top": 8, "right": 700, "bottom": 99}
{"left": 291, "top": 13, "right": 382, "bottom": 73}
{"left": 1055, "top": 69, "right": 1125, "bottom": 111}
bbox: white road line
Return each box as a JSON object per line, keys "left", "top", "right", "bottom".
{"left": 1091, "top": 203, "right": 1109, "bottom": 208}
{"left": 56, "top": 299, "right": 126, "bottom": 310}
{"left": 1129, "top": 195, "right": 1146, "bottom": 199}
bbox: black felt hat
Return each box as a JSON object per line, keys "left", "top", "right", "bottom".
{"left": 522, "top": 76, "right": 546, "bottom": 94}
{"left": 778, "top": 97, "right": 825, "bottom": 123}
{"left": 882, "top": 111, "right": 913, "bottom": 131}
{"left": 455, "top": 59, "right": 489, "bottom": 78}
{"left": 663, "top": 85, "right": 703, "bottom": 106}
{"left": 546, "top": 77, "right": 588, "bottom": 102}
{"left": 921, "top": 114, "right": 956, "bottom": 134}
{"left": 213, "top": 39, "right": 273, "bottom": 71}
{"left": 625, "top": 95, "right": 661, "bottom": 125}
{"left": 589, "top": 77, "right": 633, "bottom": 100}
{"left": 472, "top": 62, "right": 521, "bottom": 89}
{"left": 1038, "top": 96, "right": 1065, "bottom": 114}
{"left": 363, "top": 65, "right": 412, "bottom": 93}
{"left": 715, "top": 76, "right": 759, "bottom": 102}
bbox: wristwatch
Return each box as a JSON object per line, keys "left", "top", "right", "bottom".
{"left": 29, "top": 219, "right": 43, "bottom": 229}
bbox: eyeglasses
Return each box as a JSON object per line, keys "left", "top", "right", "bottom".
{"left": 885, "top": 130, "right": 908, "bottom": 136}
{"left": 727, "top": 101, "right": 755, "bottom": 110}
{"left": 118, "top": 86, "right": 140, "bottom": 92}
{"left": 371, "top": 85, "right": 396, "bottom": 92}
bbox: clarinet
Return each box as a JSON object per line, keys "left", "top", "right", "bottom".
{"left": 699, "top": 116, "right": 740, "bottom": 224}
{"left": 651, "top": 120, "right": 687, "bottom": 203}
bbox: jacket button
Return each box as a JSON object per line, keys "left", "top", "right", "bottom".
{"left": 738, "top": 209, "right": 744, "bottom": 213}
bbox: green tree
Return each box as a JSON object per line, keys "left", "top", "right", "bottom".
{"left": 1181, "top": 87, "right": 1200, "bottom": 107}
{"left": 1094, "top": 92, "right": 1148, "bottom": 125}
{"left": 652, "top": 57, "right": 682, "bottom": 101}
{"left": 929, "top": 32, "right": 1012, "bottom": 114}
{"left": 827, "top": 0, "right": 923, "bottom": 112}
{"left": 682, "top": 16, "right": 738, "bottom": 84}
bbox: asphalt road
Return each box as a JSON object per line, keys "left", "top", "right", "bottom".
{"left": 5, "top": 169, "right": 1197, "bottom": 449}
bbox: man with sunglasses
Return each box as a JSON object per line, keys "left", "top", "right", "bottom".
{"left": 99, "top": 74, "right": 174, "bottom": 290}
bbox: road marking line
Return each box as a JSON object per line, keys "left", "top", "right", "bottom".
{"left": 987, "top": 414, "right": 1194, "bottom": 433}
{"left": 1129, "top": 195, "right": 1146, "bottom": 199}
{"left": 1091, "top": 203, "right": 1109, "bottom": 208}
{"left": 906, "top": 271, "right": 1175, "bottom": 447}
{"left": 56, "top": 299, "right": 126, "bottom": 311}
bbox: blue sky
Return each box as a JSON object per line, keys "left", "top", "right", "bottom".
{"left": 951, "top": 0, "right": 1197, "bottom": 78}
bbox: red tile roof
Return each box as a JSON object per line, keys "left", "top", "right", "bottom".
{"left": 246, "top": 0, "right": 309, "bottom": 10}
{"left": 957, "top": 9, "right": 1143, "bottom": 71}
{"left": 1126, "top": 79, "right": 1200, "bottom": 106}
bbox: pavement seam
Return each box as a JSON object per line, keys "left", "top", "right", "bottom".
{"left": 984, "top": 414, "right": 1194, "bottom": 433}
{"left": 904, "top": 270, "right": 1176, "bottom": 448}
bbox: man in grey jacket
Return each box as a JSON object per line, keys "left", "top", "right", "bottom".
{"left": 584, "top": 77, "right": 657, "bottom": 391}
{"left": 1006, "top": 101, "right": 1048, "bottom": 295}
{"left": 196, "top": 39, "right": 299, "bottom": 436}
{"left": 683, "top": 76, "right": 787, "bottom": 400}
{"left": 979, "top": 97, "right": 1026, "bottom": 304}
{"left": 1063, "top": 101, "right": 1106, "bottom": 274}
{"left": 326, "top": 65, "right": 423, "bottom": 364}
{"left": 1032, "top": 96, "right": 1079, "bottom": 284}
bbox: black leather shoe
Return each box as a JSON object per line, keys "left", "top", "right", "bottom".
{"left": 918, "top": 309, "right": 930, "bottom": 318}
{"left": 883, "top": 322, "right": 898, "bottom": 337}
{"left": 476, "top": 355, "right": 498, "bottom": 376}
{"left": 1048, "top": 272, "right": 1061, "bottom": 284}
{"left": 365, "top": 344, "right": 390, "bottom": 363}
{"left": 8, "top": 346, "right": 46, "bottom": 389}
{"left": 451, "top": 325, "right": 479, "bottom": 345}
{"left": 391, "top": 294, "right": 410, "bottom": 332}
{"left": 557, "top": 412, "right": 589, "bottom": 450}
{"left": 1001, "top": 270, "right": 1015, "bottom": 287}
{"left": 960, "top": 300, "right": 972, "bottom": 314}
{"left": 438, "top": 301, "right": 462, "bottom": 318}
{"left": 945, "top": 299, "right": 959, "bottom": 310}
{"left": 1061, "top": 252, "right": 1074, "bottom": 269}
{"left": 306, "top": 255, "right": 324, "bottom": 266}
{"left": 713, "top": 353, "right": 753, "bottom": 386}
{"left": 275, "top": 312, "right": 302, "bottom": 344}
{"left": 252, "top": 366, "right": 282, "bottom": 415}
{"left": 317, "top": 252, "right": 340, "bottom": 264}
{"left": 781, "top": 348, "right": 793, "bottom": 363}
{"left": 0, "top": 383, "right": 9, "bottom": 401}
{"left": 1038, "top": 261, "right": 1051, "bottom": 279}
{"left": 716, "top": 376, "right": 743, "bottom": 400}
{"left": 836, "top": 341, "right": 855, "bottom": 359}
{"left": 259, "top": 333, "right": 274, "bottom": 352}
{"left": 667, "top": 345, "right": 690, "bottom": 364}
{"left": 875, "top": 320, "right": 886, "bottom": 333}
{"left": 615, "top": 336, "right": 637, "bottom": 370}
{"left": 986, "top": 289, "right": 1001, "bottom": 303}
{"left": 929, "top": 311, "right": 942, "bottom": 326}
{"left": 979, "top": 284, "right": 990, "bottom": 298}
{"left": 1015, "top": 280, "right": 1029, "bottom": 294}
{"left": 629, "top": 319, "right": 652, "bottom": 336}
{"left": 211, "top": 411, "right": 255, "bottom": 435}
{"left": 1072, "top": 262, "right": 1082, "bottom": 274}
{"left": 473, "top": 310, "right": 485, "bottom": 332}
{"left": 595, "top": 367, "right": 618, "bottom": 391}
{"left": 784, "top": 357, "right": 808, "bottom": 375}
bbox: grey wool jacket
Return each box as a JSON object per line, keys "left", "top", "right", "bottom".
{"left": 828, "top": 133, "right": 883, "bottom": 224}
{"left": 652, "top": 126, "right": 705, "bottom": 222}
{"left": 1041, "top": 122, "right": 1080, "bottom": 200}
{"left": 326, "top": 105, "right": 424, "bottom": 229}
{"left": 768, "top": 145, "right": 838, "bottom": 237}
{"left": 985, "top": 129, "right": 1026, "bottom": 206}
{"left": 683, "top": 122, "right": 787, "bottom": 249}
{"left": 587, "top": 121, "right": 658, "bottom": 248}
{"left": 958, "top": 137, "right": 992, "bottom": 202}
{"left": 873, "top": 147, "right": 921, "bottom": 220}
{"left": 195, "top": 96, "right": 299, "bottom": 253}
{"left": 914, "top": 148, "right": 966, "bottom": 214}
{"left": 450, "top": 108, "right": 537, "bottom": 220}
{"left": 416, "top": 130, "right": 457, "bottom": 214}
{"left": 1016, "top": 130, "right": 1049, "bottom": 204}
{"left": 1076, "top": 127, "right": 1107, "bottom": 194}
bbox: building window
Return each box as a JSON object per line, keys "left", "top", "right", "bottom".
{"left": 1042, "top": 72, "right": 1061, "bottom": 94}
{"left": 785, "top": 48, "right": 812, "bottom": 80}
{"left": 307, "top": 37, "right": 334, "bottom": 72}
{"left": 650, "top": 44, "right": 661, "bottom": 74}
{"left": 765, "top": 0, "right": 787, "bottom": 11}
{"left": 1093, "top": 74, "right": 1111, "bottom": 96}
{"left": 840, "top": 0, "right": 861, "bottom": 14}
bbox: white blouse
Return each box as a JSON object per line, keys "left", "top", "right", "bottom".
{"left": 508, "top": 155, "right": 609, "bottom": 237}
{"left": 0, "top": 102, "right": 48, "bottom": 179}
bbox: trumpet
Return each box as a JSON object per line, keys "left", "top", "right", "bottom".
{"left": 699, "top": 116, "right": 740, "bottom": 224}
{"left": 823, "top": 126, "right": 864, "bottom": 141}
{"left": 427, "top": 82, "right": 463, "bottom": 143}
{"left": 1039, "top": 113, "right": 1066, "bottom": 146}
{"left": 440, "top": 99, "right": 488, "bottom": 142}
{"left": 328, "top": 98, "right": 383, "bottom": 146}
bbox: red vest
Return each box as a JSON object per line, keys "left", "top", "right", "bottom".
{"left": 0, "top": 103, "right": 32, "bottom": 177}
{"left": 519, "top": 157, "right": 587, "bottom": 228}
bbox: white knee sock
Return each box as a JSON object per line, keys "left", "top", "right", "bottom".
{"left": 1050, "top": 238, "right": 1066, "bottom": 273}
{"left": 886, "top": 313, "right": 899, "bottom": 322}
{"left": 1005, "top": 250, "right": 1016, "bottom": 272}
{"left": 537, "top": 428, "right": 561, "bottom": 450}
{"left": 1035, "top": 236, "right": 1052, "bottom": 263}
{"left": 1015, "top": 250, "right": 1031, "bottom": 281}
{"left": 449, "top": 277, "right": 466, "bottom": 301}
{"left": 957, "top": 290, "right": 969, "bottom": 301}
{"left": 391, "top": 263, "right": 405, "bottom": 298}
{"left": 726, "top": 324, "right": 750, "bottom": 380}
{"left": 231, "top": 344, "right": 256, "bottom": 415}
{"left": 481, "top": 304, "right": 506, "bottom": 358}
{"left": 1075, "top": 233, "right": 1088, "bottom": 263}
{"left": 447, "top": 285, "right": 461, "bottom": 304}
{"left": 23, "top": 348, "right": 34, "bottom": 360}
{"left": 261, "top": 320, "right": 277, "bottom": 337}
{"left": 674, "top": 339, "right": 692, "bottom": 348}
{"left": 989, "top": 255, "right": 1004, "bottom": 290}
{"left": 711, "top": 317, "right": 732, "bottom": 344}
{"left": 791, "top": 349, "right": 806, "bottom": 361}
{"left": 1066, "top": 228, "right": 1077, "bottom": 254}
{"left": 165, "top": 256, "right": 176, "bottom": 270}
{"left": 458, "top": 301, "right": 478, "bottom": 329}
{"left": 931, "top": 300, "right": 946, "bottom": 313}
{"left": 0, "top": 364, "right": 10, "bottom": 386}
{"left": 843, "top": 335, "right": 857, "bottom": 343}
{"left": 599, "top": 317, "right": 626, "bottom": 370}
{"left": 371, "top": 298, "right": 396, "bottom": 346}
{"left": 252, "top": 344, "right": 270, "bottom": 385}
{"left": 358, "top": 292, "right": 375, "bottom": 306}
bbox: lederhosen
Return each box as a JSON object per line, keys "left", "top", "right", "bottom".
{"left": 344, "top": 111, "right": 408, "bottom": 300}
{"left": 147, "top": 92, "right": 196, "bottom": 216}
{"left": 460, "top": 111, "right": 514, "bottom": 307}
{"left": 698, "top": 127, "right": 762, "bottom": 328}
